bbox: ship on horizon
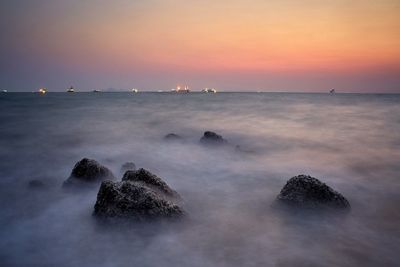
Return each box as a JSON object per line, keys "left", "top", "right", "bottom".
{"left": 67, "top": 86, "right": 75, "bottom": 93}
{"left": 171, "top": 85, "right": 190, "bottom": 93}
{"left": 202, "top": 88, "right": 217, "bottom": 93}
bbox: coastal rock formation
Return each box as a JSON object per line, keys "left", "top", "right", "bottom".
{"left": 164, "top": 133, "right": 183, "bottom": 142}
{"left": 63, "top": 158, "right": 115, "bottom": 187}
{"left": 93, "top": 168, "right": 184, "bottom": 220}
{"left": 200, "top": 131, "right": 227, "bottom": 146}
{"left": 120, "top": 162, "right": 136, "bottom": 175}
{"left": 277, "top": 175, "right": 350, "bottom": 209}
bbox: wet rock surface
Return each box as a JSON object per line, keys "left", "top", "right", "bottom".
{"left": 63, "top": 158, "right": 115, "bottom": 187}
{"left": 277, "top": 175, "right": 350, "bottom": 209}
{"left": 94, "top": 169, "right": 184, "bottom": 220}
{"left": 200, "top": 131, "right": 227, "bottom": 146}
{"left": 122, "top": 168, "right": 181, "bottom": 200}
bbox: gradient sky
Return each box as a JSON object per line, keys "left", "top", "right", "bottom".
{"left": 1, "top": 0, "right": 399, "bottom": 92}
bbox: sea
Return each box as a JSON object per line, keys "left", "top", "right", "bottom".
{"left": 0, "top": 92, "right": 399, "bottom": 267}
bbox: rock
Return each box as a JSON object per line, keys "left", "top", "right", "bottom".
{"left": 276, "top": 175, "right": 350, "bottom": 209}
{"left": 164, "top": 133, "right": 183, "bottom": 142}
{"left": 120, "top": 162, "right": 136, "bottom": 175}
{"left": 63, "top": 158, "right": 115, "bottom": 187}
{"left": 122, "top": 168, "right": 181, "bottom": 200}
{"left": 200, "top": 131, "right": 227, "bottom": 146}
{"left": 28, "top": 179, "right": 45, "bottom": 188}
{"left": 93, "top": 169, "right": 184, "bottom": 220}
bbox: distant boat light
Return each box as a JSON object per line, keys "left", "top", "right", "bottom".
{"left": 38, "top": 88, "right": 47, "bottom": 94}
{"left": 174, "top": 84, "right": 190, "bottom": 93}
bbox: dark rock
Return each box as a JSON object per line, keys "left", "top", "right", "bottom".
{"left": 122, "top": 168, "right": 181, "bottom": 200}
{"left": 94, "top": 169, "right": 184, "bottom": 220}
{"left": 63, "top": 158, "right": 115, "bottom": 187}
{"left": 164, "top": 133, "right": 183, "bottom": 142}
{"left": 28, "top": 179, "right": 45, "bottom": 188}
{"left": 120, "top": 162, "right": 136, "bottom": 175}
{"left": 200, "top": 131, "right": 227, "bottom": 146}
{"left": 277, "top": 175, "right": 350, "bottom": 209}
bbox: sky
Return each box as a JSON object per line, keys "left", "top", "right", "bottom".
{"left": 0, "top": 0, "right": 399, "bottom": 92}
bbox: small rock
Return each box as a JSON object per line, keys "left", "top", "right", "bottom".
{"left": 200, "top": 131, "right": 227, "bottom": 146}
{"left": 164, "top": 133, "right": 183, "bottom": 142}
{"left": 63, "top": 158, "right": 115, "bottom": 187}
{"left": 93, "top": 169, "right": 184, "bottom": 220}
{"left": 276, "top": 175, "right": 350, "bottom": 209}
{"left": 28, "top": 179, "right": 45, "bottom": 189}
{"left": 120, "top": 162, "right": 136, "bottom": 175}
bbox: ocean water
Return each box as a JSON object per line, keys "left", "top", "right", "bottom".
{"left": 0, "top": 92, "right": 399, "bottom": 267}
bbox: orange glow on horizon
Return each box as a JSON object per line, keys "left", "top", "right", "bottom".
{"left": 12, "top": 0, "right": 400, "bottom": 78}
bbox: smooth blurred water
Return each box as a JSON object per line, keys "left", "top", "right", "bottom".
{"left": 0, "top": 92, "right": 399, "bottom": 267}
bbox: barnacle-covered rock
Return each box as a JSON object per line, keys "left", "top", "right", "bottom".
{"left": 277, "top": 175, "right": 350, "bottom": 209}
{"left": 94, "top": 169, "right": 184, "bottom": 220}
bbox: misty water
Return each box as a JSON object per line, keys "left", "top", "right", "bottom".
{"left": 0, "top": 92, "right": 399, "bottom": 267}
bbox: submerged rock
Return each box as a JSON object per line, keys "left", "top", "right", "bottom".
{"left": 200, "top": 131, "right": 227, "bottom": 146}
{"left": 164, "top": 133, "right": 183, "bottom": 142}
{"left": 235, "top": 145, "right": 255, "bottom": 154}
{"left": 63, "top": 158, "right": 115, "bottom": 187}
{"left": 276, "top": 175, "right": 350, "bottom": 209}
{"left": 94, "top": 169, "right": 184, "bottom": 220}
{"left": 28, "top": 179, "right": 45, "bottom": 189}
{"left": 120, "top": 162, "right": 136, "bottom": 175}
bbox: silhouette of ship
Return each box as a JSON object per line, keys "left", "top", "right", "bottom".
{"left": 171, "top": 85, "right": 190, "bottom": 93}
{"left": 330, "top": 89, "right": 335, "bottom": 94}
{"left": 67, "top": 86, "right": 75, "bottom": 93}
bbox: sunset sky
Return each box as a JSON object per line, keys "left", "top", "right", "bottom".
{"left": 1, "top": 0, "right": 399, "bottom": 92}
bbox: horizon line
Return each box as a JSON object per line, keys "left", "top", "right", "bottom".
{"left": 2, "top": 90, "right": 400, "bottom": 94}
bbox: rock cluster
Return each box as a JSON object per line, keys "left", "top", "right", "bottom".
{"left": 276, "top": 175, "right": 350, "bottom": 209}
{"left": 93, "top": 168, "right": 184, "bottom": 220}
{"left": 63, "top": 157, "right": 351, "bottom": 223}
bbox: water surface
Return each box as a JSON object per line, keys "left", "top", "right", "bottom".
{"left": 0, "top": 92, "right": 399, "bottom": 267}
